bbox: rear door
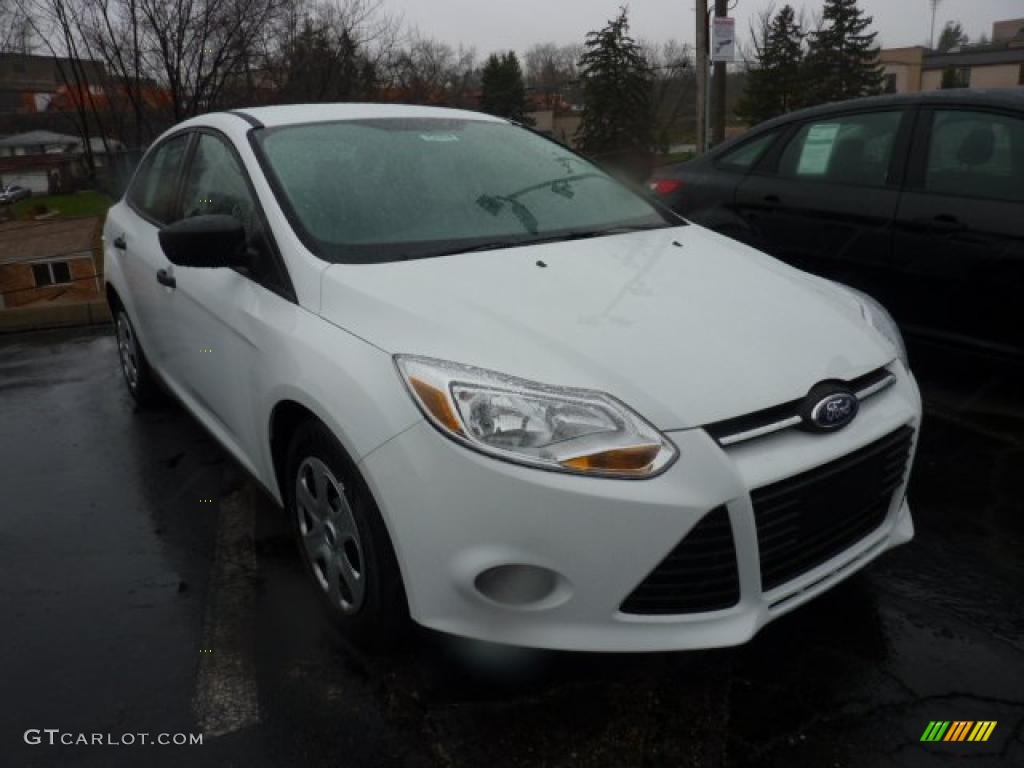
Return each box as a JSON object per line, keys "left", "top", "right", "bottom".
{"left": 115, "top": 132, "right": 191, "bottom": 373}
{"left": 733, "top": 108, "right": 912, "bottom": 308}
{"left": 892, "top": 106, "right": 1024, "bottom": 360}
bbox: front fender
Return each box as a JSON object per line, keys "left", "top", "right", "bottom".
{"left": 256, "top": 312, "right": 422, "bottom": 503}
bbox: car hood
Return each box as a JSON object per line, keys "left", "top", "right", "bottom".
{"left": 319, "top": 225, "right": 894, "bottom": 430}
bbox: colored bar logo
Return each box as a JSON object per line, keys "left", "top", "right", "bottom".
{"left": 920, "top": 721, "right": 997, "bottom": 742}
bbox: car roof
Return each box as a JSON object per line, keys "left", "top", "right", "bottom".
{"left": 677, "top": 87, "right": 1023, "bottom": 165}
{"left": 732, "top": 88, "right": 1023, "bottom": 141}
{"left": 219, "top": 102, "right": 507, "bottom": 129}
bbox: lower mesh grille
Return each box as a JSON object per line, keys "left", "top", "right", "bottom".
{"left": 752, "top": 426, "right": 914, "bottom": 591}
{"left": 620, "top": 506, "right": 740, "bottom": 615}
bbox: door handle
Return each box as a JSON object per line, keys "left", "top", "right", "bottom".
{"left": 156, "top": 268, "right": 176, "bottom": 289}
{"left": 762, "top": 194, "right": 781, "bottom": 206}
{"left": 113, "top": 235, "right": 127, "bottom": 250}
{"left": 914, "top": 214, "right": 965, "bottom": 233}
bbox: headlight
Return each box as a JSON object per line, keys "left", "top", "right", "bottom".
{"left": 394, "top": 355, "right": 677, "bottom": 478}
{"left": 839, "top": 285, "right": 909, "bottom": 369}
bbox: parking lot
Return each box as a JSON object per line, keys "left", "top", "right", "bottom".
{"left": 1, "top": 326, "right": 1022, "bottom": 768}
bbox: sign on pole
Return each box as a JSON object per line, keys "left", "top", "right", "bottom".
{"left": 711, "top": 17, "right": 735, "bottom": 63}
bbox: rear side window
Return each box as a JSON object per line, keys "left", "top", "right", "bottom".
{"left": 777, "top": 111, "right": 903, "bottom": 187}
{"left": 128, "top": 134, "right": 189, "bottom": 224}
{"left": 924, "top": 110, "right": 1024, "bottom": 203}
{"left": 716, "top": 129, "right": 781, "bottom": 172}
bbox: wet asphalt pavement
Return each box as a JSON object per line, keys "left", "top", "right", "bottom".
{"left": 1, "top": 326, "right": 1022, "bottom": 768}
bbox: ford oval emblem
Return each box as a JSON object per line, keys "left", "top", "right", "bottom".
{"left": 809, "top": 392, "right": 859, "bottom": 430}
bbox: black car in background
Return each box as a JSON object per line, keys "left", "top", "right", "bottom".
{"left": 649, "top": 89, "right": 1024, "bottom": 369}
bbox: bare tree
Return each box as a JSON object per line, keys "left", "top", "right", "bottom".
{"left": 16, "top": 0, "right": 111, "bottom": 175}
{"left": 384, "top": 33, "right": 478, "bottom": 106}
{"left": 524, "top": 42, "right": 581, "bottom": 108}
{"left": 1, "top": 0, "right": 35, "bottom": 51}
{"left": 645, "top": 38, "right": 694, "bottom": 150}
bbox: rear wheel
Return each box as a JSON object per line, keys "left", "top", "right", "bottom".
{"left": 115, "top": 309, "right": 161, "bottom": 406}
{"left": 285, "top": 421, "right": 407, "bottom": 649}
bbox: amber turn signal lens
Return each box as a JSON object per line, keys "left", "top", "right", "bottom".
{"left": 409, "top": 376, "right": 464, "bottom": 435}
{"left": 560, "top": 444, "right": 662, "bottom": 476}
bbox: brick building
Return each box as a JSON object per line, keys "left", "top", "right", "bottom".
{"left": 880, "top": 18, "right": 1024, "bottom": 94}
{"left": 0, "top": 217, "right": 101, "bottom": 309}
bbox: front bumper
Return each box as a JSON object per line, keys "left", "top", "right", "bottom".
{"left": 359, "top": 365, "right": 921, "bottom": 652}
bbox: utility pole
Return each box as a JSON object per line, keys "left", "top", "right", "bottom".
{"left": 929, "top": 0, "right": 943, "bottom": 49}
{"left": 695, "top": 1, "right": 708, "bottom": 155}
{"left": 711, "top": 0, "right": 728, "bottom": 145}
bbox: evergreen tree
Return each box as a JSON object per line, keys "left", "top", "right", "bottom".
{"left": 804, "top": 0, "right": 884, "bottom": 104}
{"left": 576, "top": 8, "right": 653, "bottom": 155}
{"left": 936, "top": 21, "right": 968, "bottom": 52}
{"left": 736, "top": 5, "right": 805, "bottom": 125}
{"left": 480, "top": 51, "right": 529, "bottom": 122}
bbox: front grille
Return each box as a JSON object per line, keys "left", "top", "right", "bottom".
{"left": 704, "top": 366, "right": 895, "bottom": 446}
{"left": 620, "top": 506, "right": 740, "bottom": 615}
{"left": 752, "top": 426, "right": 914, "bottom": 591}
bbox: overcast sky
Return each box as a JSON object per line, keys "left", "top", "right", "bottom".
{"left": 385, "top": 0, "right": 1023, "bottom": 57}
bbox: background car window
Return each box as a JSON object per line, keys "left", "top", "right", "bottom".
{"left": 924, "top": 110, "right": 1024, "bottom": 203}
{"left": 129, "top": 134, "right": 188, "bottom": 224}
{"left": 717, "top": 129, "right": 780, "bottom": 172}
{"left": 777, "top": 111, "right": 902, "bottom": 187}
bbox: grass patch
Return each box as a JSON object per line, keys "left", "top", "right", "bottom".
{"left": 10, "top": 190, "right": 113, "bottom": 220}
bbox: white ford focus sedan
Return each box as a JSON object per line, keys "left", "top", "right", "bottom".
{"left": 104, "top": 104, "right": 921, "bottom": 652}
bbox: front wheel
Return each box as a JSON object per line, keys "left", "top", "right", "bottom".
{"left": 115, "top": 309, "right": 161, "bottom": 406}
{"left": 285, "top": 421, "right": 408, "bottom": 649}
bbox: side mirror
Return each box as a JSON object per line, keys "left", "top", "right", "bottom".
{"left": 158, "top": 214, "right": 247, "bottom": 268}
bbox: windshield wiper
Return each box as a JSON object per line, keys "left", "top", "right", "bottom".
{"left": 526, "top": 222, "right": 675, "bottom": 246}
{"left": 413, "top": 223, "right": 676, "bottom": 260}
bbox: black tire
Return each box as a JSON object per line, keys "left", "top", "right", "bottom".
{"left": 114, "top": 308, "right": 162, "bottom": 407}
{"left": 285, "top": 420, "right": 408, "bottom": 650}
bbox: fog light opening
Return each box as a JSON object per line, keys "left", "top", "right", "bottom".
{"left": 474, "top": 564, "right": 561, "bottom": 607}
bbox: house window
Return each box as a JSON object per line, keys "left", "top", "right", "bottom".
{"left": 31, "top": 261, "right": 72, "bottom": 287}
{"left": 883, "top": 73, "right": 898, "bottom": 93}
{"left": 941, "top": 66, "right": 971, "bottom": 89}
{"left": 1019, "top": 63, "right": 1024, "bottom": 86}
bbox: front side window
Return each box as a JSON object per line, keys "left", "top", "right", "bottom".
{"left": 924, "top": 110, "right": 1024, "bottom": 203}
{"left": 255, "top": 119, "right": 674, "bottom": 263}
{"left": 180, "top": 134, "right": 261, "bottom": 236}
{"left": 180, "top": 133, "right": 284, "bottom": 289}
{"left": 777, "top": 111, "right": 903, "bottom": 187}
{"left": 128, "top": 134, "right": 189, "bottom": 224}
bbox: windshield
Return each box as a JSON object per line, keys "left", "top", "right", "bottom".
{"left": 254, "top": 118, "right": 677, "bottom": 263}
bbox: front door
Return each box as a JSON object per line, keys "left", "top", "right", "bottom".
{"left": 161, "top": 130, "right": 294, "bottom": 474}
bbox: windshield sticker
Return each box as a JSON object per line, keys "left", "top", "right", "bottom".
{"left": 797, "top": 123, "right": 840, "bottom": 175}
{"left": 420, "top": 134, "right": 460, "bottom": 142}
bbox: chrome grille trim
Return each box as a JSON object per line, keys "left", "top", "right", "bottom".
{"left": 709, "top": 368, "right": 897, "bottom": 447}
